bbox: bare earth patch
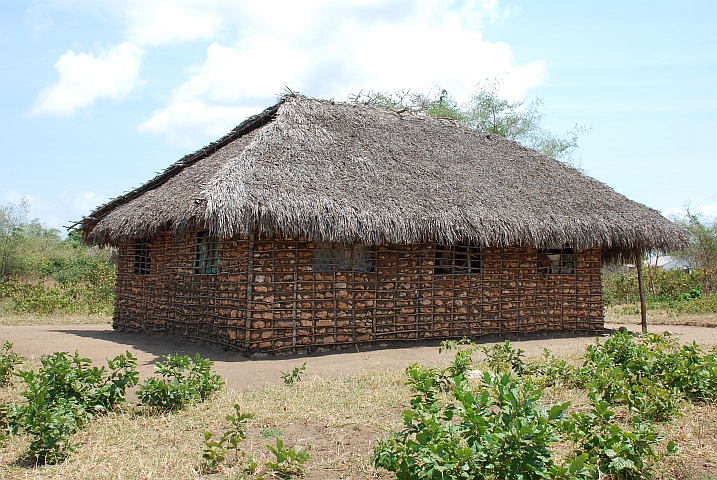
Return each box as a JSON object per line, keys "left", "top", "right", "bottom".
{"left": 2, "top": 314, "right": 717, "bottom": 479}
{"left": 0, "top": 312, "right": 111, "bottom": 326}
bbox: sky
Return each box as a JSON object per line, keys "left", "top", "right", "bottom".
{"left": 1, "top": 0, "right": 715, "bottom": 232}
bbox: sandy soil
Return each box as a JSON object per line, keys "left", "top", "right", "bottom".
{"left": 2, "top": 322, "right": 717, "bottom": 391}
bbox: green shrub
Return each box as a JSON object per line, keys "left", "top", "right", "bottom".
{"left": 0, "top": 279, "right": 115, "bottom": 315}
{"left": 0, "top": 341, "right": 23, "bottom": 386}
{"left": 562, "top": 394, "right": 673, "bottom": 480}
{"left": 481, "top": 339, "right": 528, "bottom": 375}
{"left": 579, "top": 331, "right": 717, "bottom": 407}
{"left": 280, "top": 362, "right": 306, "bottom": 386}
{"left": 201, "top": 403, "right": 255, "bottom": 472}
{"left": 602, "top": 267, "right": 716, "bottom": 313}
{"left": 1, "top": 351, "right": 138, "bottom": 463}
{"left": 374, "top": 339, "right": 688, "bottom": 480}
{"left": 137, "top": 353, "right": 224, "bottom": 411}
{"left": 264, "top": 437, "right": 310, "bottom": 479}
{"left": 375, "top": 352, "right": 579, "bottom": 480}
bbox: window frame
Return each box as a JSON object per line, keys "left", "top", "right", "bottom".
{"left": 133, "top": 239, "right": 151, "bottom": 275}
{"left": 194, "top": 231, "right": 220, "bottom": 275}
{"left": 537, "top": 248, "right": 576, "bottom": 275}
{"left": 434, "top": 243, "right": 482, "bottom": 275}
{"left": 313, "top": 242, "right": 374, "bottom": 273}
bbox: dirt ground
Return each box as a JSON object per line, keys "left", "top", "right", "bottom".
{"left": 3, "top": 321, "right": 717, "bottom": 479}
{"left": 3, "top": 322, "right": 717, "bottom": 391}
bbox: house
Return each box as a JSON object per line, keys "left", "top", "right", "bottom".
{"left": 80, "top": 95, "right": 687, "bottom": 354}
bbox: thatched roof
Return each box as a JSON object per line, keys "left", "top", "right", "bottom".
{"left": 82, "top": 95, "right": 687, "bottom": 256}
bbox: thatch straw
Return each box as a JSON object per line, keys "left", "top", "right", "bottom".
{"left": 82, "top": 95, "right": 688, "bottom": 256}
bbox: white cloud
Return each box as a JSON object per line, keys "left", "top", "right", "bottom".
{"left": 122, "top": 2, "right": 221, "bottom": 46}
{"left": 663, "top": 203, "right": 717, "bottom": 221}
{"left": 135, "top": 0, "right": 545, "bottom": 143}
{"left": 32, "top": 42, "right": 144, "bottom": 117}
{"left": 140, "top": 100, "right": 261, "bottom": 147}
{"left": 32, "top": 0, "right": 542, "bottom": 134}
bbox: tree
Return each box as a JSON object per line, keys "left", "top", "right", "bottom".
{"left": 349, "top": 79, "right": 589, "bottom": 165}
{"left": 0, "top": 198, "right": 30, "bottom": 282}
{"left": 671, "top": 211, "right": 717, "bottom": 295}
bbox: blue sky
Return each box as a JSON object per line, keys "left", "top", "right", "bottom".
{"left": 1, "top": 0, "right": 715, "bottom": 231}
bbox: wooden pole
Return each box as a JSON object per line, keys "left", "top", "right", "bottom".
{"left": 636, "top": 251, "right": 648, "bottom": 333}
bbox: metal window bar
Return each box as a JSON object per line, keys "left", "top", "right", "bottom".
{"left": 434, "top": 243, "right": 481, "bottom": 274}
{"left": 133, "top": 239, "right": 151, "bottom": 275}
{"left": 313, "top": 242, "right": 375, "bottom": 272}
{"left": 194, "top": 232, "right": 219, "bottom": 274}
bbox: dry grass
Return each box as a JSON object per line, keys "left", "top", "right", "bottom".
{"left": 605, "top": 307, "right": 717, "bottom": 328}
{"left": 0, "top": 313, "right": 111, "bottom": 326}
{"left": 3, "top": 329, "right": 717, "bottom": 479}
{"left": 0, "top": 369, "right": 408, "bottom": 479}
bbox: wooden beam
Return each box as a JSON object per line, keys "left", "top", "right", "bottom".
{"left": 636, "top": 251, "right": 648, "bottom": 333}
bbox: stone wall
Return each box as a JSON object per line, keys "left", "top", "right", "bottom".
{"left": 114, "top": 231, "right": 604, "bottom": 354}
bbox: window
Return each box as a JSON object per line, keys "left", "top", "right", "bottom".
{"left": 313, "top": 242, "right": 373, "bottom": 272}
{"left": 133, "top": 239, "right": 151, "bottom": 275}
{"left": 194, "top": 231, "right": 219, "bottom": 274}
{"left": 434, "top": 243, "right": 481, "bottom": 274}
{"left": 538, "top": 248, "right": 576, "bottom": 275}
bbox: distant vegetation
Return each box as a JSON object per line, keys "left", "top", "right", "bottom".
{"left": 604, "top": 212, "right": 717, "bottom": 315}
{"left": 0, "top": 199, "right": 116, "bottom": 315}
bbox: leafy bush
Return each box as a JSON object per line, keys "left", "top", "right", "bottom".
{"left": 264, "top": 437, "right": 310, "bottom": 479}
{"left": 602, "top": 267, "right": 717, "bottom": 314}
{"left": 1, "top": 351, "right": 138, "bottom": 463}
{"left": 0, "top": 200, "right": 117, "bottom": 315}
{"left": 281, "top": 362, "right": 306, "bottom": 386}
{"left": 201, "top": 403, "right": 255, "bottom": 472}
{"left": 563, "top": 394, "right": 675, "bottom": 480}
{"left": 373, "top": 337, "right": 695, "bottom": 480}
{"left": 481, "top": 339, "right": 528, "bottom": 375}
{"left": 374, "top": 362, "right": 578, "bottom": 480}
{"left": 0, "top": 280, "right": 115, "bottom": 315}
{"left": 579, "top": 331, "right": 717, "bottom": 408}
{"left": 0, "top": 340, "right": 23, "bottom": 386}
{"left": 137, "top": 353, "right": 224, "bottom": 411}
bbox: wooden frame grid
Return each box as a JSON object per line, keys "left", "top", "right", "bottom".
{"left": 113, "top": 231, "right": 604, "bottom": 355}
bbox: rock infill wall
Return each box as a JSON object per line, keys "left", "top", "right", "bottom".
{"left": 114, "top": 232, "right": 603, "bottom": 354}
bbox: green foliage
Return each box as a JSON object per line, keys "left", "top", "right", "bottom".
{"left": 603, "top": 268, "right": 705, "bottom": 305}
{"left": 349, "top": 79, "right": 589, "bottom": 165}
{"left": 672, "top": 212, "right": 717, "bottom": 293}
{"left": 374, "top": 362, "right": 579, "bottom": 480}
{"left": 373, "top": 334, "right": 707, "bottom": 480}
{"left": 1, "top": 351, "right": 138, "bottom": 463}
{"left": 264, "top": 437, "right": 310, "bottom": 478}
{"left": 281, "top": 362, "right": 306, "bottom": 386}
{"left": 563, "top": 395, "right": 662, "bottom": 480}
{"left": 481, "top": 340, "right": 528, "bottom": 375}
{"left": 603, "top": 267, "right": 717, "bottom": 314}
{"left": 0, "top": 198, "right": 31, "bottom": 283}
{"left": 137, "top": 353, "right": 224, "bottom": 411}
{"left": 0, "top": 199, "right": 117, "bottom": 315}
{"left": 0, "top": 341, "right": 23, "bottom": 386}
{"left": 201, "top": 403, "right": 255, "bottom": 473}
{"left": 580, "top": 331, "right": 717, "bottom": 407}
{"left": 0, "top": 276, "right": 115, "bottom": 315}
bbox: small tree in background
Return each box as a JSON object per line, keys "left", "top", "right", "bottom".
{"left": 349, "top": 78, "right": 589, "bottom": 166}
{"left": 672, "top": 211, "right": 717, "bottom": 295}
{"left": 0, "top": 198, "right": 31, "bottom": 282}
